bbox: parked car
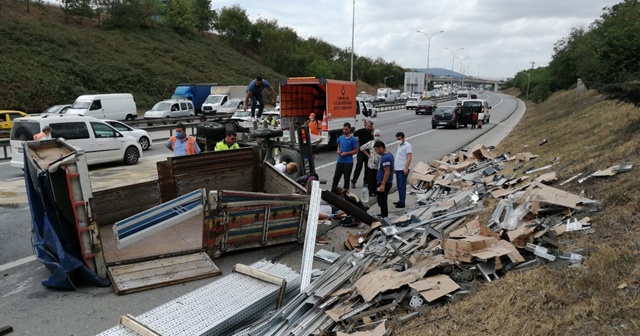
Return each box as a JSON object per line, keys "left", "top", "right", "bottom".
{"left": 1, "top": 110, "right": 28, "bottom": 130}
{"left": 470, "top": 93, "right": 478, "bottom": 99}
{"left": 405, "top": 97, "right": 419, "bottom": 110}
{"left": 42, "top": 104, "right": 72, "bottom": 115}
{"left": 230, "top": 110, "right": 252, "bottom": 123}
{"left": 104, "top": 120, "right": 153, "bottom": 150}
{"left": 431, "top": 106, "right": 461, "bottom": 129}
{"left": 460, "top": 99, "right": 492, "bottom": 124}
{"left": 218, "top": 98, "right": 247, "bottom": 114}
{"left": 415, "top": 100, "right": 437, "bottom": 115}
{"left": 10, "top": 115, "right": 142, "bottom": 169}
{"left": 144, "top": 99, "right": 195, "bottom": 120}
{"left": 365, "top": 102, "right": 377, "bottom": 118}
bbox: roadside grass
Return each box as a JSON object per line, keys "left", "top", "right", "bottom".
{"left": 0, "top": 1, "right": 285, "bottom": 113}
{"left": 397, "top": 88, "right": 640, "bottom": 335}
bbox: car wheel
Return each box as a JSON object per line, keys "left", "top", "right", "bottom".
{"left": 124, "top": 146, "right": 140, "bottom": 165}
{"left": 138, "top": 136, "right": 150, "bottom": 150}
{"left": 431, "top": 123, "right": 436, "bottom": 129}
{"left": 416, "top": 112, "right": 419, "bottom": 115}
{"left": 125, "top": 114, "right": 136, "bottom": 121}
{"left": 453, "top": 121, "right": 458, "bottom": 129}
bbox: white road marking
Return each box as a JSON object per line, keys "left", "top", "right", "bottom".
{"left": 399, "top": 119, "right": 419, "bottom": 125}
{"left": 0, "top": 255, "right": 37, "bottom": 272}
{"left": 0, "top": 161, "right": 11, "bottom": 166}
{"left": 400, "top": 112, "right": 411, "bottom": 116}
{"left": 7, "top": 177, "right": 22, "bottom": 182}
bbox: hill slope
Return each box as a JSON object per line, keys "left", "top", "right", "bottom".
{"left": 0, "top": 2, "right": 286, "bottom": 113}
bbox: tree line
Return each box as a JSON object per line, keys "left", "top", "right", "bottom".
{"left": 509, "top": 0, "right": 640, "bottom": 104}
{"left": 54, "top": 0, "right": 406, "bottom": 88}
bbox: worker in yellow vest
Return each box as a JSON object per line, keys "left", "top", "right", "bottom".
{"left": 165, "top": 123, "right": 200, "bottom": 156}
{"left": 215, "top": 130, "right": 241, "bottom": 151}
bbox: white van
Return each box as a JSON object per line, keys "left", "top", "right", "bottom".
{"left": 9, "top": 115, "right": 142, "bottom": 169}
{"left": 65, "top": 94, "right": 137, "bottom": 121}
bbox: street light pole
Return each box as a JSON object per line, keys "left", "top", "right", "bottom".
{"left": 525, "top": 73, "right": 531, "bottom": 100}
{"left": 455, "top": 56, "right": 469, "bottom": 86}
{"left": 350, "top": 0, "right": 356, "bottom": 82}
{"left": 445, "top": 47, "right": 464, "bottom": 88}
{"left": 384, "top": 75, "right": 394, "bottom": 88}
{"left": 416, "top": 30, "right": 444, "bottom": 87}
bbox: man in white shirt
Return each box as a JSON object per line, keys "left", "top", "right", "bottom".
{"left": 393, "top": 132, "right": 412, "bottom": 208}
{"left": 274, "top": 162, "right": 298, "bottom": 176}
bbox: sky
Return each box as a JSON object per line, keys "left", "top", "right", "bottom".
{"left": 214, "top": 0, "right": 622, "bottom": 80}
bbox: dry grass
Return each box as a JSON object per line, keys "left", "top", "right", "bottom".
{"left": 397, "top": 89, "right": 640, "bottom": 335}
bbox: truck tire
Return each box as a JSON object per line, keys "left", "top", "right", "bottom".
{"left": 196, "top": 121, "right": 227, "bottom": 143}
{"left": 279, "top": 149, "right": 303, "bottom": 180}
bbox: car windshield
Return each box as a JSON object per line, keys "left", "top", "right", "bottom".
{"left": 458, "top": 93, "right": 468, "bottom": 98}
{"left": 232, "top": 111, "right": 251, "bottom": 118}
{"left": 408, "top": 98, "right": 418, "bottom": 102}
{"left": 205, "top": 96, "right": 223, "bottom": 104}
{"left": 419, "top": 100, "right": 434, "bottom": 106}
{"left": 463, "top": 101, "right": 482, "bottom": 107}
{"left": 434, "top": 107, "right": 455, "bottom": 115}
{"left": 224, "top": 99, "right": 242, "bottom": 107}
{"left": 71, "top": 100, "right": 92, "bottom": 109}
{"left": 44, "top": 105, "right": 64, "bottom": 114}
{"left": 152, "top": 102, "right": 171, "bottom": 111}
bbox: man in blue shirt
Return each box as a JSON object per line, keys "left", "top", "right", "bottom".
{"left": 331, "top": 123, "right": 360, "bottom": 191}
{"left": 244, "top": 76, "right": 277, "bottom": 120}
{"left": 165, "top": 123, "right": 201, "bottom": 156}
{"left": 374, "top": 141, "right": 394, "bottom": 218}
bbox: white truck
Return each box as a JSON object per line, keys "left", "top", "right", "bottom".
{"left": 200, "top": 86, "right": 246, "bottom": 115}
{"left": 376, "top": 88, "right": 391, "bottom": 102}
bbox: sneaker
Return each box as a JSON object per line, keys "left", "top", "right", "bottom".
{"left": 315, "top": 237, "right": 329, "bottom": 245}
{"left": 393, "top": 201, "right": 400, "bottom": 205}
{"left": 351, "top": 182, "right": 357, "bottom": 189}
{"left": 395, "top": 203, "right": 405, "bottom": 208}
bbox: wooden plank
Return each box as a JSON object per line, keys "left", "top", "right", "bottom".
{"left": 157, "top": 160, "right": 177, "bottom": 202}
{"left": 108, "top": 252, "right": 221, "bottom": 295}
{"left": 118, "top": 315, "right": 161, "bottom": 336}
{"left": 252, "top": 146, "right": 263, "bottom": 192}
{"left": 263, "top": 163, "right": 307, "bottom": 194}
{"left": 234, "top": 263, "right": 287, "bottom": 308}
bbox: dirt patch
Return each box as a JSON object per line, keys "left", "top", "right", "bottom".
{"left": 396, "top": 88, "right": 640, "bottom": 335}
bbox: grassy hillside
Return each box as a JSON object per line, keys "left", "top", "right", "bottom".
{"left": 398, "top": 90, "right": 640, "bottom": 335}
{"left": 0, "top": 1, "right": 286, "bottom": 113}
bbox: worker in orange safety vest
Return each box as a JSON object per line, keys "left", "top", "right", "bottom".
{"left": 165, "top": 123, "right": 200, "bottom": 156}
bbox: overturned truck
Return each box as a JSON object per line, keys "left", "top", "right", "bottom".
{"left": 25, "top": 139, "right": 311, "bottom": 294}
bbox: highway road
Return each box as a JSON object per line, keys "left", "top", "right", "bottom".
{"left": 0, "top": 91, "right": 521, "bottom": 335}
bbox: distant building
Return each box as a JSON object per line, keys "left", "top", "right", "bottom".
{"left": 404, "top": 72, "right": 425, "bottom": 95}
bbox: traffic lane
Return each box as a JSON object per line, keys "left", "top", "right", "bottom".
{"left": 0, "top": 204, "right": 32, "bottom": 265}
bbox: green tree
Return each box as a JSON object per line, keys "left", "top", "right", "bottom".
{"left": 192, "top": 0, "right": 215, "bottom": 36}
{"left": 163, "top": 0, "right": 196, "bottom": 35}
{"left": 214, "top": 4, "right": 252, "bottom": 50}
{"left": 103, "top": 0, "right": 161, "bottom": 29}
{"left": 306, "top": 59, "right": 334, "bottom": 79}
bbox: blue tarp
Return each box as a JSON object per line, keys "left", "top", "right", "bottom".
{"left": 24, "top": 149, "right": 110, "bottom": 290}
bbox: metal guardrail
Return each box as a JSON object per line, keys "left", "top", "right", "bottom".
{"left": 1, "top": 138, "right": 9, "bottom": 161}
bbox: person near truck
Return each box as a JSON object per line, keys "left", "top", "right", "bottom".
{"left": 307, "top": 113, "right": 321, "bottom": 136}
{"left": 263, "top": 114, "right": 277, "bottom": 128}
{"left": 215, "top": 130, "right": 240, "bottom": 151}
{"left": 393, "top": 132, "right": 413, "bottom": 209}
{"left": 165, "top": 123, "right": 200, "bottom": 156}
{"left": 331, "top": 123, "right": 359, "bottom": 192}
{"left": 274, "top": 162, "right": 297, "bottom": 176}
{"left": 351, "top": 119, "right": 374, "bottom": 189}
{"left": 244, "top": 76, "right": 277, "bottom": 120}
{"left": 374, "top": 141, "right": 394, "bottom": 218}
{"left": 33, "top": 126, "right": 52, "bottom": 140}
{"left": 359, "top": 129, "right": 383, "bottom": 197}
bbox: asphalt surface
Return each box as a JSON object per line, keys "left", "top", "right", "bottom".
{"left": 0, "top": 91, "right": 522, "bottom": 335}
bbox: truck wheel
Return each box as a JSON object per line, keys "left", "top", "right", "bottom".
{"left": 279, "top": 149, "right": 303, "bottom": 180}
{"left": 123, "top": 146, "right": 140, "bottom": 165}
{"left": 196, "top": 122, "right": 226, "bottom": 143}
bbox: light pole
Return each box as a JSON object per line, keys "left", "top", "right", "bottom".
{"left": 445, "top": 47, "right": 464, "bottom": 88}
{"left": 525, "top": 73, "right": 531, "bottom": 100}
{"left": 350, "top": 0, "right": 356, "bottom": 82}
{"left": 416, "top": 29, "right": 444, "bottom": 86}
{"left": 456, "top": 56, "right": 469, "bottom": 86}
{"left": 384, "top": 75, "right": 394, "bottom": 88}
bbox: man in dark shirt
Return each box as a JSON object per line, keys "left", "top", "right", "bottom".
{"left": 351, "top": 119, "right": 374, "bottom": 189}
{"left": 374, "top": 141, "right": 394, "bottom": 218}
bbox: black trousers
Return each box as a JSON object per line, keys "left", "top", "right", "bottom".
{"left": 366, "top": 167, "right": 377, "bottom": 195}
{"left": 332, "top": 162, "right": 353, "bottom": 191}
{"left": 351, "top": 152, "right": 368, "bottom": 185}
{"left": 377, "top": 182, "right": 393, "bottom": 218}
{"left": 249, "top": 95, "right": 265, "bottom": 118}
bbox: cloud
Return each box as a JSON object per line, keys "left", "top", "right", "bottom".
{"left": 215, "top": 0, "right": 621, "bottom": 79}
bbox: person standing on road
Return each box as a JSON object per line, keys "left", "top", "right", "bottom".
{"left": 165, "top": 123, "right": 200, "bottom": 156}
{"left": 359, "top": 129, "right": 383, "bottom": 197}
{"left": 33, "top": 126, "right": 52, "bottom": 140}
{"left": 351, "top": 119, "right": 375, "bottom": 189}
{"left": 374, "top": 141, "right": 394, "bottom": 218}
{"left": 244, "top": 76, "right": 277, "bottom": 120}
{"left": 215, "top": 130, "right": 240, "bottom": 151}
{"left": 331, "top": 123, "right": 359, "bottom": 192}
{"left": 393, "top": 132, "right": 413, "bottom": 208}
{"left": 307, "top": 113, "right": 321, "bottom": 136}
